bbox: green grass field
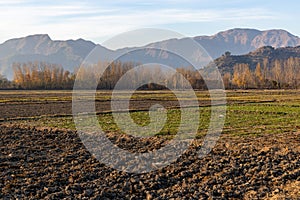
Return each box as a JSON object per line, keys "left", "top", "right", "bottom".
{"left": 4, "top": 90, "right": 299, "bottom": 138}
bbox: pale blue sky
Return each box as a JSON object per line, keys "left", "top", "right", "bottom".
{"left": 0, "top": 0, "right": 298, "bottom": 45}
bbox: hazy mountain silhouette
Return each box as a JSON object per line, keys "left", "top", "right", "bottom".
{"left": 194, "top": 28, "right": 300, "bottom": 58}
{"left": 1, "top": 28, "right": 300, "bottom": 79}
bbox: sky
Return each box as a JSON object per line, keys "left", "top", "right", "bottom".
{"left": 0, "top": 0, "right": 299, "bottom": 46}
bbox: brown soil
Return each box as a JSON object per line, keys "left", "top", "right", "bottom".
{"left": 1, "top": 125, "right": 299, "bottom": 199}
{"left": 0, "top": 91, "right": 184, "bottom": 119}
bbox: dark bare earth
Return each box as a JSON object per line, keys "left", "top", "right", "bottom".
{"left": 1, "top": 125, "right": 300, "bottom": 199}
{"left": 0, "top": 91, "right": 183, "bottom": 120}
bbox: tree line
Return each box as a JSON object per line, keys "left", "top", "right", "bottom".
{"left": 55, "top": 61, "right": 208, "bottom": 90}
{"left": 224, "top": 57, "right": 300, "bottom": 89}
{"left": 12, "top": 62, "right": 75, "bottom": 89}
{"left": 6, "top": 61, "right": 207, "bottom": 90}
{"left": 0, "top": 56, "right": 299, "bottom": 90}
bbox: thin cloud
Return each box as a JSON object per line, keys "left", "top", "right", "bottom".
{"left": 0, "top": 1, "right": 279, "bottom": 43}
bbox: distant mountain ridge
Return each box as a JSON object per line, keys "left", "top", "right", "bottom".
{"left": 194, "top": 28, "right": 300, "bottom": 58}
{"left": 212, "top": 45, "right": 300, "bottom": 75}
{"left": 1, "top": 28, "right": 300, "bottom": 79}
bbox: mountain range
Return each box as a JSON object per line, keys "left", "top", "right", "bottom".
{"left": 1, "top": 28, "right": 300, "bottom": 79}
{"left": 212, "top": 45, "right": 300, "bottom": 75}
